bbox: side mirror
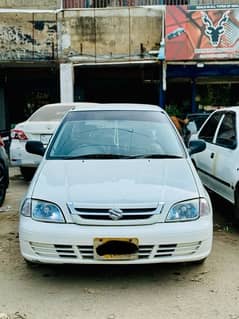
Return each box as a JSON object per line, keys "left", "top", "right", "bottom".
{"left": 26, "top": 141, "right": 45, "bottom": 156}
{"left": 188, "top": 140, "right": 206, "bottom": 156}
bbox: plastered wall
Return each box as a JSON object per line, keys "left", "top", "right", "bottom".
{"left": 0, "top": 0, "right": 60, "bottom": 9}
{"left": 59, "top": 7, "right": 163, "bottom": 62}
{"left": 0, "top": 7, "right": 162, "bottom": 62}
{"left": 0, "top": 13, "right": 57, "bottom": 60}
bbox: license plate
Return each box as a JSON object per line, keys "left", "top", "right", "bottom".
{"left": 94, "top": 237, "right": 139, "bottom": 260}
{"left": 40, "top": 134, "right": 52, "bottom": 145}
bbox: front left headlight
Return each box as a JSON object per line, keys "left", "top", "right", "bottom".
{"left": 20, "top": 199, "right": 65, "bottom": 223}
{"left": 166, "top": 198, "right": 210, "bottom": 222}
{"left": 32, "top": 200, "right": 65, "bottom": 223}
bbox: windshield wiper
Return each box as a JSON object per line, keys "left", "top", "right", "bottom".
{"left": 128, "top": 154, "right": 183, "bottom": 159}
{"left": 52, "top": 154, "right": 183, "bottom": 160}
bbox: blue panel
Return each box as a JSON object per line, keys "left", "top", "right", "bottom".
{"left": 167, "top": 64, "right": 239, "bottom": 78}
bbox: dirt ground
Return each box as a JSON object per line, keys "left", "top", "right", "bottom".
{"left": 0, "top": 168, "right": 239, "bottom": 319}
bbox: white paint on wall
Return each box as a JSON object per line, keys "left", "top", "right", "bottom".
{"left": 62, "top": 33, "right": 71, "bottom": 50}
{"left": 60, "top": 63, "right": 74, "bottom": 103}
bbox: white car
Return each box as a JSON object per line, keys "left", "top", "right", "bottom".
{"left": 190, "top": 107, "right": 239, "bottom": 222}
{"left": 19, "top": 103, "right": 213, "bottom": 265}
{"left": 10, "top": 102, "right": 95, "bottom": 181}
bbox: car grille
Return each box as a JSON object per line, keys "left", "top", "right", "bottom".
{"left": 74, "top": 208, "right": 156, "bottom": 220}
{"left": 66, "top": 202, "right": 163, "bottom": 225}
{"left": 29, "top": 241, "right": 202, "bottom": 260}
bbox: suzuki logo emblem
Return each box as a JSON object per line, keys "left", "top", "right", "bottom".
{"left": 109, "top": 208, "right": 123, "bottom": 220}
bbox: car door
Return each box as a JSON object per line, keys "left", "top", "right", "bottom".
{"left": 192, "top": 111, "right": 224, "bottom": 191}
{"left": 210, "top": 111, "right": 238, "bottom": 203}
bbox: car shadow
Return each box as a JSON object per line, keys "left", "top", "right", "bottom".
{"left": 23, "top": 259, "right": 208, "bottom": 286}
{"left": 207, "top": 190, "right": 239, "bottom": 234}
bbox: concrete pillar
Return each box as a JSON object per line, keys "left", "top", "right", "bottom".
{"left": 60, "top": 63, "right": 74, "bottom": 103}
{"left": 159, "top": 61, "right": 166, "bottom": 108}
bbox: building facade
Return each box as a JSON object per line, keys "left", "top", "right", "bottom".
{"left": 0, "top": 0, "right": 239, "bottom": 131}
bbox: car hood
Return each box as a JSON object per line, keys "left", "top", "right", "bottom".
{"left": 31, "top": 159, "right": 199, "bottom": 205}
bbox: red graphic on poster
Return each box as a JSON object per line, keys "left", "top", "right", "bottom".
{"left": 166, "top": 5, "right": 239, "bottom": 61}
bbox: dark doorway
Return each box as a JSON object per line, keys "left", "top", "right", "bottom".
{"left": 74, "top": 63, "right": 160, "bottom": 105}
{"left": 5, "top": 66, "right": 59, "bottom": 129}
{"left": 166, "top": 80, "right": 192, "bottom": 116}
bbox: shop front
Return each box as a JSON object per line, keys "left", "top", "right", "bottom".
{"left": 164, "top": 4, "right": 239, "bottom": 114}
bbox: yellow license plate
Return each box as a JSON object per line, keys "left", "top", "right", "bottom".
{"left": 94, "top": 237, "right": 139, "bottom": 260}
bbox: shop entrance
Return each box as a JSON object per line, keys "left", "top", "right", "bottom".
{"left": 74, "top": 63, "right": 160, "bottom": 105}
{"left": 196, "top": 81, "right": 239, "bottom": 111}
{"left": 4, "top": 66, "right": 59, "bottom": 130}
{"left": 166, "top": 63, "right": 239, "bottom": 115}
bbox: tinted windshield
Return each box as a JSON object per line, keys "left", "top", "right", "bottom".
{"left": 47, "top": 110, "right": 185, "bottom": 159}
{"left": 29, "top": 105, "right": 73, "bottom": 122}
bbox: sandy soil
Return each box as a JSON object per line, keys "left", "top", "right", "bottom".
{"left": 0, "top": 168, "right": 239, "bottom": 319}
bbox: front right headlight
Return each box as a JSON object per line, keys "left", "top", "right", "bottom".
{"left": 20, "top": 198, "right": 65, "bottom": 223}
{"left": 166, "top": 198, "right": 210, "bottom": 222}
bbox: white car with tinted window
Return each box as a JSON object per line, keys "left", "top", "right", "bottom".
{"left": 19, "top": 103, "right": 213, "bottom": 265}
{"left": 10, "top": 103, "right": 89, "bottom": 181}
{"left": 190, "top": 107, "right": 239, "bottom": 222}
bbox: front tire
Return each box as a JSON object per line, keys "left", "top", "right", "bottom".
{"left": 0, "top": 162, "right": 7, "bottom": 206}
{"left": 192, "top": 257, "right": 207, "bottom": 265}
{"left": 23, "top": 258, "right": 41, "bottom": 268}
{"left": 20, "top": 167, "right": 36, "bottom": 181}
{"left": 233, "top": 187, "right": 239, "bottom": 224}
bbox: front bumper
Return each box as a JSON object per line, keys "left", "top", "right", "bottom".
{"left": 19, "top": 216, "right": 213, "bottom": 264}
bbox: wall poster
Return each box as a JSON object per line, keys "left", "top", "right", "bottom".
{"left": 166, "top": 4, "right": 239, "bottom": 60}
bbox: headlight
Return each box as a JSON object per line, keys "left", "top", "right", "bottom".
{"left": 21, "top": 199, "right": 65, "bottom": 223}
{"left": 166, "top": 198, "right": 210, "bottom": 222}
{"left": 20, "top": 198, "right": 31, "bottom": 217}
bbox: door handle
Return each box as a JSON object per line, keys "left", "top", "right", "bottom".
{"left": 210, "top": 152, "right": 215, "bottom": 159}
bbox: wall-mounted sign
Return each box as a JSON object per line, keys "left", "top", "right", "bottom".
{"left": 166, "top": 5, "right": 239, "bottom": 61}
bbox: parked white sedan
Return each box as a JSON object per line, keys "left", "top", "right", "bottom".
{"left": 190, "top": 107, "right": 239, "bottom": 221}
{"left": 19, "top": 103, "right": 213, "bottom": 265}
{"left": 10, "top": 102, "right": 96, "bottom": 180}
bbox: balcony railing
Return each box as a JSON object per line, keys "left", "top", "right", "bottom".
{"left": 63, "top": 0, "right": 186, "bottom": 7}
{"left": 63, "top": 0, "right": 239, "bottom": 8}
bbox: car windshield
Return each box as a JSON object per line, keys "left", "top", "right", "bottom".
{"left": 47, "top": 110, "right": 185, "bottom": 159}
{"left": 28, "top": 105, "right": 73, "bottom": 122}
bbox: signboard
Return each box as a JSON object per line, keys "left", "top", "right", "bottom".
{"left": 166, "top": 5, "right": 239, "bottom": 61}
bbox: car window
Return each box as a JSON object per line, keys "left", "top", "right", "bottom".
{"left": 187, "top": 114, "right": 209, "bottom": 130}
{"left": 194, "top": 116, "right": 209, "bottom": 130}
{"left": 198, "top": 112, "right": 223, "bottom": 143}
{"left": 48, "top": 110, "right": 185, "bottom": 159}
{"left": 28, "top": 105, "right": 73, "bottom": 122}
{"left": 215, "top": 112, "right": 237, "bottom": 149}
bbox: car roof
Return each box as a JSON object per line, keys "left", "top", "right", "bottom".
{"left": 40, "top": 102, "right": 99, "bottom": 109}
{"left": 187, "top": 112, "right": 209, "bottom": 117}
{"left": 70, "top": 103, "right": 162, "bottom": 112}
{"left": 211, "top": 106, "right": 239, "bottom": 113}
